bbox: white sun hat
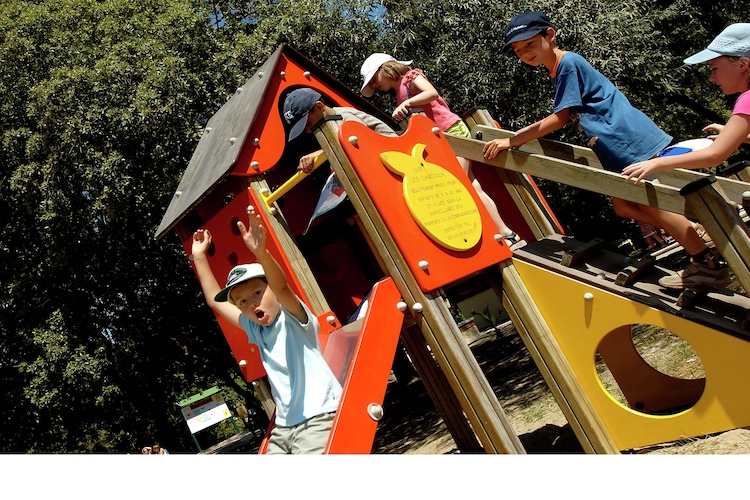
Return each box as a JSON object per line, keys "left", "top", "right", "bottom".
{"left": 360, "top": 53, "right": 413, "bottom": 97}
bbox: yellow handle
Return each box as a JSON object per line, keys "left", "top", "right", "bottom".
{"left": 261, "top": 153, "right": 328, "bottom": 211}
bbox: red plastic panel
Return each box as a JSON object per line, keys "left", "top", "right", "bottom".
{"left": 183, "top": 187, "right": 327, "bottom": 382}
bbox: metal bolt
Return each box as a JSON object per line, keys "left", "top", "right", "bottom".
{"left": 251, "top": 161, "right": 259, "bottom": 170}
{"left": 367, "top": 403, "right": 384, "bottom": 421}
{"left": 348, "top": 135, "right": 358, "bottom": 145}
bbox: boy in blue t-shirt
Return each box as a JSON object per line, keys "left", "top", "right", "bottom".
{"left": 484, "top": 11, "right": 729, "bottom": 289}
{"left": 190, "top": 206, "right": 342, "bottom": 454}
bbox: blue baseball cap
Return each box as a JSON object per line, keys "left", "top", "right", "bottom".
{"left": 684, "top": 23, "right": 750, "bottom": 64}
{"left": 283, "top": 88, "right": 322, "bottom": 141}
{"left": 503, "top": 11, "right": 553, "bottom": 51}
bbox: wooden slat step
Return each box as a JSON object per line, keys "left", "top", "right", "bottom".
{"left": 615, "top": 257, "right": 656, "bottom": 287}
{"left": 562, "top": 238, "right": 605, "bottom": 267}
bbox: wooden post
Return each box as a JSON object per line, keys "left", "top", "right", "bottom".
{"left": 350, "top": 214, "right": 483, "bottom": 452}
{"left": 681, "top": 177, "right": 750, "bottom": 294}
{"left": 460, "top": 111, "right": 559, "bottom": 240}
{"left": 252, "top": 378, "right": 275, "bottom": 420}
{"left": 313, "top": 117, "right": 525, "bottom": 454}
{"left": 399, "top": 324, "right": 484, "bottom": 452}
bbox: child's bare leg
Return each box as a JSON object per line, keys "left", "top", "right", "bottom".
{"left": 457, "top": 156, "right": 513, "bottom": 235}
{"left": 613, "top": 199, "right": 707, "bottom": 255}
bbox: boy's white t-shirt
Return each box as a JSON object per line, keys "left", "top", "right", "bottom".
{"left": 240, "top": 299, "right": 342, "bottom": 427}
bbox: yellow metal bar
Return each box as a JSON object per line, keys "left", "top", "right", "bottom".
{"left": 261, "top": 153, "right": 328, "bottom": 212}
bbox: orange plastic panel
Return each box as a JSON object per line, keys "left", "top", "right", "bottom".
{"left": 231, "top": 59, "right": 290, "bottom": 176}
{"left": 324, "top": 277, "right": 405, "bottom": 454}
{"left": 339, "top": 114, "right": 512, "bottom": 292}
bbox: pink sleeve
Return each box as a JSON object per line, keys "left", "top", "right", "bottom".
{"left": 402, "top": 69, "right": 425, "bottom": 89}
{"left": 733, "top": 90, "right": 750, "bottom": 116}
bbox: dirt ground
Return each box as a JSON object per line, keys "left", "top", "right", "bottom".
{"left": 371, "top": 322, "right": 750, "bottom": 455}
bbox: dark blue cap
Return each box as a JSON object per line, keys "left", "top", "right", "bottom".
{"left": 504, "top": 11, "right": 553, "bottom": 51}
{"left": 283, "top": 88, "right": 322, "bottom": 141}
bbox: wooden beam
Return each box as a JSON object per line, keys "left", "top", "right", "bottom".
{"left": 683, "top": 180, "right": 750, "bottom": 294}
{"left": 249, "top": 179, "right": 332, "bottom": 316}
{"left": 469, "top": 124, "right": 750, "bottom": 208}
{"left": 445, "top": 133, "right": 689, "bottom": 216}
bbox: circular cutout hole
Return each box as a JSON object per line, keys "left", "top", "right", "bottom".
{"left": 595, "top": 324, "right": 705, "bottom": 416}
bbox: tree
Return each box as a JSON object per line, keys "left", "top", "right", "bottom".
{"left": 0, "top": 0, "right": 251, "bottom": 453}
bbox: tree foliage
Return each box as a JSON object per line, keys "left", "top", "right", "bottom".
{"left": 1, "top": 0, "right": 747, "bottom": 452}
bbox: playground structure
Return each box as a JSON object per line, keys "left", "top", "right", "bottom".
{"left": 156, "top": 44, "right": 750, "bottom": 454}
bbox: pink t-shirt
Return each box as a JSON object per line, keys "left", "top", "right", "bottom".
{"left": 397, "top": 69, "right": 462, "bottom": 131}
{"left": 733, "top": 89, "right": 750, "bottom": 116}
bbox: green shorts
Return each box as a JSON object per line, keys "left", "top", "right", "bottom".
{"left": 445, "top": 120, "right": 471, "bottom": 139}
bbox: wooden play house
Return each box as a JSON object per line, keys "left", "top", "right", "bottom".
{"left": 156, "top": 44, "right": 750, "bottom": 454}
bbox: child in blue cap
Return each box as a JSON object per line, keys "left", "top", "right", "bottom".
{"left": 283, "top": 87, "right": 398, "bottom": 173}
{"left": 485, "top": 11, "right": 729, "bottom": 289}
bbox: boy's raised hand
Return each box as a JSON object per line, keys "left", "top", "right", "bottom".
{"left": 238, "top": 205, "right": 267, "bottom": 257}
{"left": 191, "top": 229, "right": 212, "bottom": 257}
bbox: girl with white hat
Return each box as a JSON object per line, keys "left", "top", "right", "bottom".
{"left": 360, "top": 53, "right": 525, "bottom": 250}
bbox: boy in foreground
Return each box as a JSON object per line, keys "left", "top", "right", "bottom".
{"left": 190, "top": 206, "right": 342, "bottom": 454}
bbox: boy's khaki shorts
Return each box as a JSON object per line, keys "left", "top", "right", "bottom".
{"left": 266, "top": 411, "right": 336, "bottom": 455}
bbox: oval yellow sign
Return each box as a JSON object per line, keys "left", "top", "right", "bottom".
{"left": 380, "top": 144, "right": 482, "bottom": 251}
